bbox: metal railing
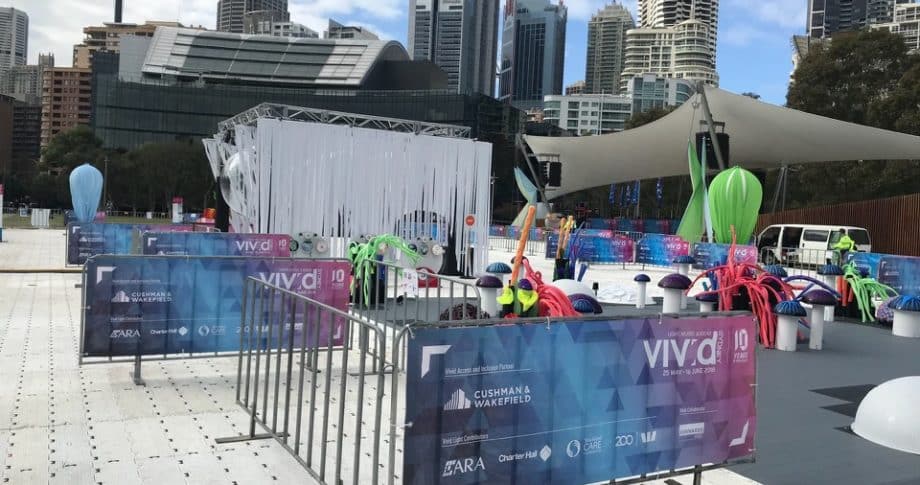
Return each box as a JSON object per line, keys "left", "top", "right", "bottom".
{"left": 349, "top": 259, "right": 484, "bottom": 371}
{"left": 222, "top": 276, "right": 395, "bottom": 485}
{"left": 758, "top": 246, "right": 844, "bottom": 277}
{"left": 488, "top": 235, "right": 547, "bottom": 257}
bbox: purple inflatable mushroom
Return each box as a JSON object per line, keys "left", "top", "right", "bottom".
{"left": 695, "top": 292, "right": 719, "bottom": 313}
{"left": 634, "top": 274, "right": 651, "bottom": 309}
{"left": 801, "top": 290, "right": 836, "bottom": 350}
{"left": 476, "top": 275, "right": 504, "bottom": 318}
{"left": 658, "top": 274, "right": 692, "bottom": 314}
{"left": 486, "top": 262, "right": 513, "bottom": 286}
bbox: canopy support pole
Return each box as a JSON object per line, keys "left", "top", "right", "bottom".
{"left": 516, "top": 133, "right": 549, "bottom": 203}
{"left": 697, "top": 83, "right": 727, "bottom": 170}
{"left": 771, "top": 165, "right": 788, "bottom": 212}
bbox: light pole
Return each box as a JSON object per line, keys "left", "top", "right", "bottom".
{"left": 103, "top": 155, "right": 109, "bottom": 213}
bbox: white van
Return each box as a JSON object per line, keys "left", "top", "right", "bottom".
{"left": 757, "top": 224, "right": 871, "bottom": 266}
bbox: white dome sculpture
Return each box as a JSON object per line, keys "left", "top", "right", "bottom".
{"left": 851, "top": 376, "right": 920, "bottom": 454}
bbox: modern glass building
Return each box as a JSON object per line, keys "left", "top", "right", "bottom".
{"left": 499, "top": 0, "right": 568, "bottom": 111}
{"left": 408, "top": 0, "right": 500, "bottom": 95}
{"left": 625, "top": 74, "right": 694, "bottom": 113}
{"left": 542, "top": 93, "right": 632, "bottom": 135}
{"left": 585, "top": 3, "right": 634, "bottom": 95}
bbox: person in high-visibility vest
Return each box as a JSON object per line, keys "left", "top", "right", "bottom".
{"left": 831, "top": 228, "right": 856, "bottom": 265}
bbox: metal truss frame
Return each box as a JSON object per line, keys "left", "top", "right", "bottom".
{"left": 217, "top": 102, "right": 471, "bottom": 139}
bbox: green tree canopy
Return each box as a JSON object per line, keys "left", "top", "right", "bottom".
{"left": 778, "top": 29, "right": 920, "bottom": 209}
{"left": 41, "top": 125, "right": 105, "bottom": 172}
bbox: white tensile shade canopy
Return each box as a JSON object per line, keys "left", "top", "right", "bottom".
{"left": 524, "top": 88, "right": 920, "bottom": 199}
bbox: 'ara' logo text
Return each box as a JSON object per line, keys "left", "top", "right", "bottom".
{"left": 442, "top": 457, "right": 485, "bottom": 477}
{"left": 110, "top": 329, "right": 140, "bottom": 339}
{"left": 643, "top": 332, "right": 720, "bottom": 368}
{"left": 256, "top": 271, "right": 320, "bottom": 291}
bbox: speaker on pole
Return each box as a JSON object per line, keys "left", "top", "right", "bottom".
{"left": 695, "top": 132, "right": 730, "bottom": 169}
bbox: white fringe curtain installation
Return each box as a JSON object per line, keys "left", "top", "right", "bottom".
{"left": 204, "top": 118, "right": 492, "bottom": 274}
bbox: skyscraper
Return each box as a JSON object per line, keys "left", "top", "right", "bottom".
{"left": 808, "top": 0, "right": 910, "bottom": 38}
{"left": 619, "top": 0, "right": 719, "bottom": 91}
{"left": 408, "top": 0, "right": 500, "bottom": 95}
{"left": 217, "top": 0, "right": 288, "bottom": 33}
{"left": 0, "top": 8, "right": 28, "bottom": 75}
{"left": 499, "top": 0, "right": 567, "bottom": 111}
{"left": 585, "top": 3, "right": 634, "bottom": 94}
{"left": 638, "top": 0, "right": 718, "bottom": 61}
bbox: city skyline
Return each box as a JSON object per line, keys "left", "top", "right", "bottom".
{"left": 4, "top": 0, "right": 817, "bottom": 104}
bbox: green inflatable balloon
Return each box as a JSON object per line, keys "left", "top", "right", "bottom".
{"left": 708, "top": 167, "right": 763, "bottom": 244}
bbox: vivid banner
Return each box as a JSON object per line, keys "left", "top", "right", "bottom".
{"left": 636, "top": 234, "right": 690, "bottom": 266}
{"left": 404, "top": 314, "right": 757, "bottom": 484}
{"left": 81, "top": 256, "right": 351, "bottom": 357}
{"left": 846, "top": 252, "right": 884, "bottom": 279}
{"left": 692, "top": 243, "right": 758, "bottom": 270}
{"left": 877, "top": 255, "right": 920, "bottom": 296}
{"left": 66, "top": 223, "right": 194, "bottom": 265}
{"left": 142, "top": 232, "right": 291, "bottom": 257}
{"left": 546, "top": 231, "right": 634, "bottom": 263}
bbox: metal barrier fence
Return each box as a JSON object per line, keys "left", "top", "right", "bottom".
{"left": 759, "top": 246, "right": 842, "bottom": 277}
{"left": 221, "top": 277, "right": 395, "bottom": 485}
{"left": 349, "top": 259, "right": 483, "bottom": 372}
{"left": 488, "top": 234, "right": 547, "bottom": 256}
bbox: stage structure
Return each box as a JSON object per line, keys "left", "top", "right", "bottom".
{"left": 203, "top": 103, "right": 493, "bottom": 274}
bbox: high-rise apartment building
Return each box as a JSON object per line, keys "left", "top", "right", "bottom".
{"left": 807, "top": 0, "right": 910, "bottom": 38}
{"left": 409, "top": 0, "right": 500, "bottom": 95}
{"left": 0, "top": 8, "right": 28, "bottom": 75}
{"left": 625, "top": 73, "right": 694, "bottom": 113}
{"left": 41, "top": 68, "right": 92, "bottom": 148}
{"left": 73, "top": 22, "right": 182, "bottom": 69}
{"left": 637, "top": 0, "right": 718, "bottom": 61}
{"left": 585, "top": 3, "right": 634, "bottom": 94}
{"left": 1, "top": 53, "right": 54, "bottom": 105}
{"left": 620, "top": 0, "right": 719, "bottom": 91}
{"left": 325, "top": 19, "right": 379, "bottom": 40}
{"left": 217, "top": 0, "right": 289, "bottom": 33}
{"left": 621, "top": 20, "right": 718, "bottom": 90}
{"left": 499, "top": 0, "right": 568, "bottom": 111}
{"left": 873, "top": 2, "right": 920, "bottom": 51}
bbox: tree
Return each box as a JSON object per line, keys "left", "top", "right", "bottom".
{"left": 778, "top": 29, "right": 920, "bottom": 209}
{"left": 41, "top": 125, "right": 105, "bottom": 172}
{"left": 624, "top": 106, "right": 675, "bottom": 130}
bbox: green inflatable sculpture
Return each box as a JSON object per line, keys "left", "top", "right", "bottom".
{"left": 708, "top": 166, "right": 763, "bottom": 244}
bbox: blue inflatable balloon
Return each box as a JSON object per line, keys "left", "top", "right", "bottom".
{"left": 69, "top": 163, "right": 103, "bottom": 223}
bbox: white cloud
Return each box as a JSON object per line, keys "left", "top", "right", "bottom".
{"left": 1, "top": 0, "right": 404, "bottom": 65}
{"left": 725, "top": 0, "right": 806, "bottom": 29}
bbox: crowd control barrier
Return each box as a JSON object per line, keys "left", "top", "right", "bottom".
{"left": 349, "top": 259, "right": 483, "bottom": 372}
{"left": 218, "top": 277, "right": 393, "bottom": 485}
{"left": 224, "top": 277, "right": 758, "bottom": 485}
{"left": 79, "top": 254, "right": 352, "bottom": 383}
{"left": 66, "top": 222, "right": 195, "bottom": 265}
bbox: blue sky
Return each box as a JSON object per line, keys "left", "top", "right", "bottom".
{"left": 17, "top": 0, "right": 806, "bottom": 104}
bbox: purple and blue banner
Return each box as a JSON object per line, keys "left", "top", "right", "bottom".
{"left": 636, "top": 234, "right": 690, "bottom": 267}
{"left": 877, "top": 255, "right": 920, "bottom": 296}
{"left": 66, "top": 222, "right": 194, "bottom": 265}
{"left": 545, "top": 231, "right": 634, "bottom": 263}
{"left": 142, "top": 232, "right": 291, "bottom": 257}
{"left": 585, "top": 218, "right": 681, "bottom": 234}
{"left": 691, "top": 243, "right": 758, "bottom": 270}
{"left": 404, "top": 314, "right": 757, "bottom": 484}
{"left": 81, "top": 256, "right": 351, "bottom": 357}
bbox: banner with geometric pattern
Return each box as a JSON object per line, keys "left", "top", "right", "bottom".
{"left": 82, "top": 255, "right": 350, "bottom": 357}
{"left": 66, "top": 222, "right": 194, "bottom": 265}
{"left": 141, "top": 232, "right": 291, "bottom": 257}
{"left": 404, "top": 314, "right": 756, "bottom": 484}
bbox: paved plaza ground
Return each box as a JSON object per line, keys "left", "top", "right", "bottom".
{"left": 3, "top": 228, "right": 917, "bottom": 484}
